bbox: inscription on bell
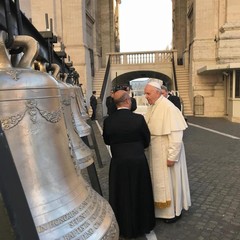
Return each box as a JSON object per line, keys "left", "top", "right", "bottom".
{"left": 62, "top": 227, "right": 94, "bottom": 240}
{"left": 68, "top": 203, "right": 95, "bottom": 228}
{"left": 36, "top": 190, "right": 93, "bottom": 233}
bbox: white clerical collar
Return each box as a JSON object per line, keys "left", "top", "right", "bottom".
{"left": 117, "top": 107, "right": 129, "bottom": 110}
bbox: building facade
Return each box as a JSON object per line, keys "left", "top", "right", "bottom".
{"left": 19, "top": 0, "right": 119, "bottom": 105}
{"left": 173, "top": 0, "right": 240, "bottom": 122}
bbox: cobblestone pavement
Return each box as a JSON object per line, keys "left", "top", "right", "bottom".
{"left": 86, "top": 116, "right": 240, "bottom": 240}
{"left": 1, "top": 116, "right": 240, "bottom": 240}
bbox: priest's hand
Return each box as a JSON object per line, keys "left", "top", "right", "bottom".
{"left": 167, "top": 160, "right": 175, "bottom": 167}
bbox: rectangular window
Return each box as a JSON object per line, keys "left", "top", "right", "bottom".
{"left": 236, "top": 71, "right": 240, "bottom": 98}
{"left": 89, "top": 48, "right": 94, "bottom": 77}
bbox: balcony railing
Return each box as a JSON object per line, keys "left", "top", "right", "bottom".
{"left": 107, "top": 50, "right": 174, "bottom": 65}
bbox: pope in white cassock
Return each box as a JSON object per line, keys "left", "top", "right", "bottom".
{"left": 144, "top": 79, "right": 191, "bottom": 223}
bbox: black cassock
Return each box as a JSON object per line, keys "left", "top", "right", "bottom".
{"left": 103, "top": 109, "right": 155, "bottom": 238}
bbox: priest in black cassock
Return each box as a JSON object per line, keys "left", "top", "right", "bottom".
{"left": 102, "top": 90, "right": 155, "bottom": 239}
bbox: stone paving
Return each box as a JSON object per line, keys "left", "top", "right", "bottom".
{"left": 1, "top": 116, "right": 240, "bottom": 240}
{"left": 86, "top": 116, "right": 240, "bottom": 240}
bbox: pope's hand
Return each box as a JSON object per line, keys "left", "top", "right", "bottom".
{"left": 167, "top": 160, "right": 175, "bottom": 167}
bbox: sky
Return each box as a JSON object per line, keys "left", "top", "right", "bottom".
{"left": 119, "top": 0, "right": 172, "bottom": 52}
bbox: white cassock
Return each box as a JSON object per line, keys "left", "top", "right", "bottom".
{"left": 144, "top": 96, "right": 191, "bottom": 219}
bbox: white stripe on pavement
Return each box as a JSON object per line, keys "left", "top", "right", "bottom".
{"left": 188, "top": 122, "right": 240, "bottom": 139}
{"left": 145, "top": 230, "right": 158, "bottom": 240}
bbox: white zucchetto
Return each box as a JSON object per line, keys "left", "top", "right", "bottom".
{"left": 147, "top": 81, "right": 162, "bottom": 90}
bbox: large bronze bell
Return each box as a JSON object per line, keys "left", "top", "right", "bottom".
{"left": 68, "top": 84, "right": 91, "bottom": 138}
{"left": 74, "top": 85, "right": 90, "bottom": 121}
{"left": 59, "top": 80, "right": 94, "bottom": 171}
{"left": 0, "top": 32, "right": 119, "bottom": 239}
{"left": 47, "top": 63, "right": 94, "bottom": 171}
{"left": 65, "top": 70, "right": 89, "bottom": 121}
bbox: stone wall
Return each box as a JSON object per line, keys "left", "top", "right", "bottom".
{"left": 19, "top": 0, "right": 116, "bottom": 106}
{"left": 173, "top": 0, "right": 240, "bottom": 119}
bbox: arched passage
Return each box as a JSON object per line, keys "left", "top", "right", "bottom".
{"left": 111, "top": 70, "right": 172, "bottom": 88}
{"left": 109, "top": 70, "right": 173, "bottom": 115}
